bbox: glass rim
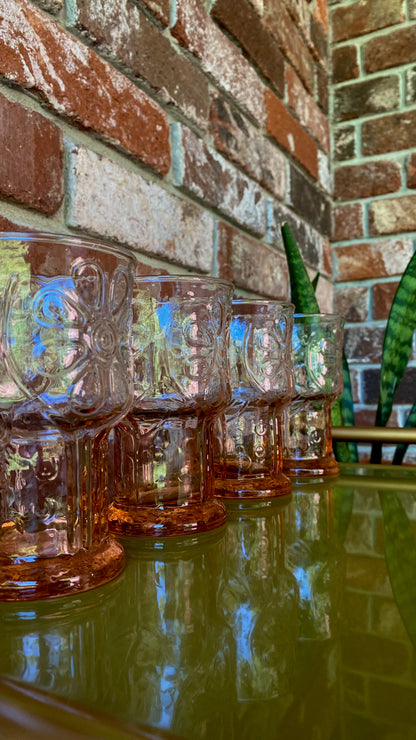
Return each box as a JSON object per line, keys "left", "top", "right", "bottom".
{"left": 232, "top": 298, "right": 294, "bottom": 309}
{"left": 0, "top": 231, "right": 137, "bottom": 263}
{"left": 134, "top": 274, "right": 233, "bottom": 289}
{"left": 293, "top": 312, "right": 344, "bottom": 321}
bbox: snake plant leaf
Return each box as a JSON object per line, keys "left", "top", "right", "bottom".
{"left": 281, "top": 222, "right": 320, "bottom": 314}
{"left": 392, "top": 398, "right": 416, "bottom": 465}
{"left": 280, "top": 222, "right": 358, "bottom": 463}
{"left": 379, "top": 490, "right": 416, "bottom": 649}
{"left": 371, "top": 251, "right": 416, "bottom": 463}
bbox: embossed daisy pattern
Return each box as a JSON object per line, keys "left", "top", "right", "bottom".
{"left": 3, "top": 259, "right": 132, "bottom": 426}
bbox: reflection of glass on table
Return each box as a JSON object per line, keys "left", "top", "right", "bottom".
{"left": 0, "top": 464, "right": 415, "bottom": 739}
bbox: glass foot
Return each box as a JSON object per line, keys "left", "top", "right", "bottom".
{"left": 283, "top": 455, "right": 340, "bottom": 478}
{"left": 108, "top": 499, "right": 227, "bottom": 537}
{"left": 215, "top": 471, "right": 292, "bottom": 499}
{"left": 0, "top": 537, "right": 125, "bottom": 601}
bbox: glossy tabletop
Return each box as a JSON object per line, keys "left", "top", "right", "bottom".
{"left": 1, "top": 463, "right": 416, "bottom": 740}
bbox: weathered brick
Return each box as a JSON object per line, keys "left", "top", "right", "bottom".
{"left": 316, "top": 64, "right": 329, "bottom": 114}
{"left": 171, "top": 0, "right": 266, "bottom": 125}
{"left": 310, "top": 16, "right": 328, "bottom": 65}
{"left": 288, "top": 164, "right": 331, "bottom": 236}
{"left": 362, "top": 110, "right": 416, "bottom": 156}
{"left": 349, "top": 366, "right": 360, "bottom": 404}
{"left": 331, "top": 0, "right": 404, "bottom": 43}
{"left": 285, "top": 65, "right": 330, "bottom": 151}
{"left": 318, "top": 151, "right": 331, "bottom": 194}
{"left": 137, "top": 0, "right": 169, "bottom": 25}
{"left": 334, "top": 239, "right": 413, "bottom": 281}
{"left": 334, "top": 161, "right": 401, "bottom": 201}
{"left": 369, "top": 195, "right": 416, "bottom": 235}
{"left": 405, "top": 66, "right": 416, "bottom": 106}
{"left": 263, "top": 0, "right": 315, "bottom": 93}
{"left": 321, "top": 237, "right": 333, "bottom": 276}
{"left": 32, "top": 0, "right": 62, "bottom": 12}
{"left": 373, "top": 281, "right": 399, "bottom": 320}
{"left": 314, "top": 275, "right": 334, "bottom": 313}
{"left": 334, "top": 285, "right": 369, "bottom": 322}
{"left": 268, "top": 201, "right": 331, "bottom": 276}
{"left": 211, "top": 0, "right": 285, "bottom": 97}
{"left": 284, "top": 0, "right": 310, "bottom": 36}
{"left": 333, "top": 125, "right": 356, "bottom": 161}
{"left": 265, "top": 89, "right": 319, "bottom": 179}
{"left": 172, "top": 123, "right": 267, "bottom": 235}
{"left": 216, "top": 221, "right": 289, "bottom": 298}
{"left": 210, "top": 94, "right": 286, "bottom": 199}
{"left": 71, "top": 0, "right": 210, "bottom": 129}
{"left": 332, "top": 45, "right": 359, "bottom": 83}
{"left": 333, "top": 203, "right": 364, "bottom": 241}
{"left": 344, "top": 325, "right": 385, "bottom": 363}
{"left": 334, "top": 76, "right": 400, "bottom": 123}
{"left": 362, "top": 367, "right": 416, "bottom": 404}
{"left": 67, "top": 145, "right": 214, "bottom": 272}
{"left": 315, "top": 0, "right": 328, "bottom": 33}
{"left": 342, "top": 631, "right": 409, "bottom": 676}
{"left": 353, "top": 407, "right": 379, "bottom": 426}
{"left": 0, "top": 0, "right": 171, "bottom": 176}
{"left": 364, "top": 26, "right": 416, "bottom": 74}
{"left": 0, "top": 93, "right": 63, "bottom": 215}
{"left": 407, "top": 153, "right": 416, "bottom": 189}
{"left": 0, "top": 216, "right": 33, "bottom": 231}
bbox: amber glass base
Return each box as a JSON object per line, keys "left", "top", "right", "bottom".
{"left": 283, "top": 455, "right": 340, "bottom": 478}
{"left": 215, "top": 471, "right": 292, "bottom": 499}
{"left": 0, "top": 536, "right": 125, "bottom": 601}
{"left": 108, "top": 499, "right": 227, "bottom": 537}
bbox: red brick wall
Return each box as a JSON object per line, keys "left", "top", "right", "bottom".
{"left": 331, "top": 0, "right": 416, "bottom": 460}
{"left": 0, "top": 0, "right": 331, "bottom": 303}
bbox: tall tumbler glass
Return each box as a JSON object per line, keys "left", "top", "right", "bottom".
{"left": 214, "top": 300, "right": 294, "bottom": 499}
{"left": 0, "top": 232, "right": 136, "bottom": 599}
{"left": 282, "top": 314, "right": 344, "bottom": 478}
{"left": 108, "top": 275, "right": 233, "bottom": 537}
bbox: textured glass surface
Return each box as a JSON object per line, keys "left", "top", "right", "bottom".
{"left": 282, "top": 314, "right": 344, "bottom": 477}
{"left": 214, "top": 300, "right": 294, "bottom": 499}
{"left": 109, "top": 276, "right": 233, "bottom": 537}
{"left": 0, "top": 233, "right": 136, "bottom": 599}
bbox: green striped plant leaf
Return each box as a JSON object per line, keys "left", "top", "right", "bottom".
{"left": 371, "top": 251, "right": 416, "bottom": 464}
{"left": 281, "top": 222, "right": 319, "bottom": 313}
{"left": 280, "top": 222, "right": 357, "bottom": 463}
{"left": 379, "top": 490, "right": 416, "bottom": 649}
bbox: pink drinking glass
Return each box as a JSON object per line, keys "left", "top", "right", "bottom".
{"left": 282, "top": 313, "right": 344, "bottom": 477}
{"left": 108, "top": 275, "right": 233, "bottom": 536}
{"left": 213, "top": 300, "right": 294, "bottom": 499}
{"left": 0, "top": 232, "right": 136, "bottom": 599}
